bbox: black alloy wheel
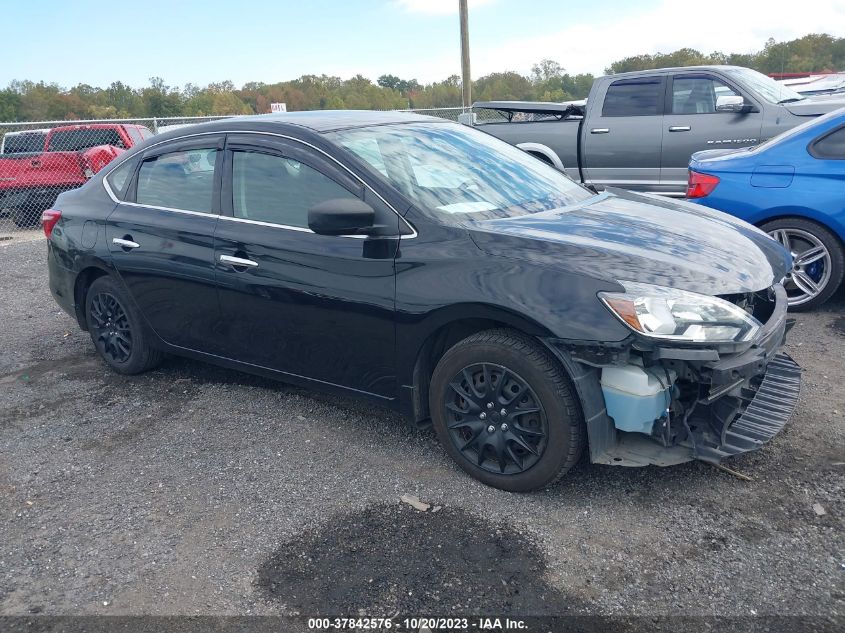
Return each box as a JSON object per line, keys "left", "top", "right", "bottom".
{"left": 89, "top": 292, "right": 133, "bottom": 364}
{"left": 84, "top": 275, "right": 164, "bottom": 375}
{"left": 445, "top": 362, "right": 548, "bottom": 475}
{"left": 430, "top": 329, "right": 585, "bottom": 492}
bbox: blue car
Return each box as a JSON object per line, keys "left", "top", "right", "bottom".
{"left": 688, "top": 107, "right": 845, "bottom": 309}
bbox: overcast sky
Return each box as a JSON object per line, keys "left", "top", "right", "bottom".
{"left": 4, "top": 0, "right": 844, "bottom": 89}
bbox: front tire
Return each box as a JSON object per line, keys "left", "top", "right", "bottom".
{"left": 84, "top": 276, "right": 163, "bottom": 375}
{"left": 762, "top": 218, "right": 844, "bottom": 310}
{"left": 429, "top": 329, "right": 585, "bottom": 492}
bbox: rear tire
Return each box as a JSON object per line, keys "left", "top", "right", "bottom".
{"left": 429, "top": 329, "right": 585, "bottom": 491}
{"left": 762, "top": 217, "right": 844, "bottom": 310}
{"left": 84, "top": 276, "right": 164, "bottom": 375}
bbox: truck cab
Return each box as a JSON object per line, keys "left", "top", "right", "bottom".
{"left": 477, "top": 65, "right": 845, "bottom": 197}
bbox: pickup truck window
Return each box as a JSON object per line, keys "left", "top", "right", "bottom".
{"left": 602, "top": 79, "right": 663, "bottom": 117}
{"left": 136, "top": 148, "right": 217, "bottom": 213}
{"left": 1, "top": 132, "right": 46, "bottom": 154}
{"left": 672, "top": 77, "right": 739, "bottom": 114}
{"left": 329, "top": 123, "right": 591, "bottom": 221}
{"left": 49, "top": 128, "right": 124, "bottom": 152}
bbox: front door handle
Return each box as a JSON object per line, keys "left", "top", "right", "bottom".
{"left": 590, "top": 128, "right": 610, "bottom": 134}
{"left": 112, "top": 237, "right": 140, "bottom": 249}
{"left": 219, "top": 254, "right": 258, "bottom": 269}
{"left": 668, "top": 126, "right": 691, "bottom": 132}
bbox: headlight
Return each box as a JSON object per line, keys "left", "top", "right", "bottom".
{"left": 599, "top": 282, "right": 761, "bottom": 343}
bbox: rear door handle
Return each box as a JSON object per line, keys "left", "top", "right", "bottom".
{"left": 668, "top": 126, "right": 691, "bottom": 132}
{"left": 219, "top": 254, "right": 258, "bottom": 269}
{"left": 112, "top": 237, "right": 140, "bottom": 249}
{"left": 590, "top": 128, "right": 609, "bottom": 134}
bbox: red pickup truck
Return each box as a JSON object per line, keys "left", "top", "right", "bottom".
{"left": 0, "top": 123, "right": 153, "bottom": 227}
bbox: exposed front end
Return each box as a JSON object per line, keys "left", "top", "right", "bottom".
{"left": 548, "top": 283, "right": 801, "bottom": 467}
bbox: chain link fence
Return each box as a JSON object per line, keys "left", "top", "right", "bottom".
{"left": 0, "top": 108, "right": 500, "bottom": 236}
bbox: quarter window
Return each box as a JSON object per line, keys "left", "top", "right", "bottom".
{"left": 672, "top": 77, "right": 740, "bottom": 114}
{"left": 602, "top": 79, "right": 663, "bottom": 117}
{"left": 810, "top": 127, "right": 845, "bottom": 159}
{"left": 136, "top": 148, "right": 217, "bottom": 213}
{"left": 232, "top": 151, "right": 359, "bottom": 228}
{"left": 106, "top": 158, "right": 137, "bottom": 200}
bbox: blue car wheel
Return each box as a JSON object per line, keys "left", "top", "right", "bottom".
{"left": 762, "top": 218, "right": 845, "bottom": 310}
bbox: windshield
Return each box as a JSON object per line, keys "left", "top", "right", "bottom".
{"left": 722, "top": 67, "right": 805, "bottom": 104}
{"left": 327, "top": 122, "right": 592, "bottom": 222}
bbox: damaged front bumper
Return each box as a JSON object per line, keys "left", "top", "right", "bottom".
{"left": 545, "top": 284, "right": 802, "bottom": 467}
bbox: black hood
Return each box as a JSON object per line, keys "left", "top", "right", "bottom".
{"left": 470, "top": 189, "right": 790, "bottom": 295}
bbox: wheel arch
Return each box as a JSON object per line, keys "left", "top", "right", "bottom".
{"left": 753, "top": 209, "right": 845, "bottom": 251}
{"left": 515, "top": 142, "right": 565, "bottom": 171}
{"left": 72, "top": 261, "right": 112, "bottom": 330}
{"left": 406, "top": 305, "right": 556, "bottom": 424}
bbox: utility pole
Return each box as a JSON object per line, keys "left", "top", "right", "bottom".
{"left": 459, "top": 0, "right": 471, "bottom": 110}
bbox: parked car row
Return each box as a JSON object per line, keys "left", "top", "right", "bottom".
{"left": 687, "top": 109, "right": 845, "bottom": 309}
{"left": 472, "top": 66, "right": 845, "bottom": 309}
{"left": 0, "top": 123, "right": 153, "bottom": 227}
{"left": 474, "top": 65, "right": 844, "bottom": 197}
{"left": 43, "top": 111, "right": 800, "bottom": 491}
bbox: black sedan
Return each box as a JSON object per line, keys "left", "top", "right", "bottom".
{"left": 44, "top": 111, "right": 801, "bottom": 491}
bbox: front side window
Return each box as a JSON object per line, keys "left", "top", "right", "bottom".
{"left": 672, "top": 77, "right": 740, "bottom": 114}
{"left": 232, "top": 151, "right": 359, "bottom": 228}
{"left": 602, "top": 79, "right": 663, "bottom": 117}
{"left": 328, "top": 122, "right": 592, "bottom": 222}
{"left": 136, "top": 148, "right": 217, "bottom": 213}
{"left": 810, "top": 126, "right": 845, "bottom": 159}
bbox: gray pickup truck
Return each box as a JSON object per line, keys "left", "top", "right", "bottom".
{"left": 475, "top": 65, "right": 845, "bottom": 196}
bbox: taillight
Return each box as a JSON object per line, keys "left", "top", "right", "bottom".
{"left": 41, "top": 209, "right": 61, "bottom": 239}
{"left": 686, "top": 171, "right": 720, "bottom": 199}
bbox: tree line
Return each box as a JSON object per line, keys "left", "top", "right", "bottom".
{"left": 0, "top": 33, "right": 840, "bottom": 122}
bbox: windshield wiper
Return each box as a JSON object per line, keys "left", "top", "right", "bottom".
{"left": 777, "top": 97, "right": 805, "bottom": 104}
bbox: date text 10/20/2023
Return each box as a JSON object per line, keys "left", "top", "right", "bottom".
{"left": 307, "top": 617, "right": 528, "bottom": 630}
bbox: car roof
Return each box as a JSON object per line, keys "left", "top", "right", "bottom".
{"left": 607, "top": 65, "right": 747, "bottom": 79}
{"left": 229, "top": 109, "right": 447, "bottom": 132}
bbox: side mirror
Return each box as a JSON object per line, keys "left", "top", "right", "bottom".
{"left": 308, "top": 198, "right": 375, "bottom": 236}
{"left": 715, "top": 95, "right": 746, "bottom": 113}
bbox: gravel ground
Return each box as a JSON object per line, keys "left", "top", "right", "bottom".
{"left": 0, "top": 238, "right": 842, "bottom": 622}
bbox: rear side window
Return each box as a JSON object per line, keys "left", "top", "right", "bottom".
{"left": 106, "top": 158, "right": 137, "bottom": 200}
{"left": 602, "top": 79, "right": 663, "bottom": 117}
{"left": 810, "top": 126, "right": 845, "bottom": 159}
{"left": 48, "top": 128, "right": 125, "bottom": 152}
{"left": 136, "top": 148, "right": 217, "bottom": 213}
{"left": 139, "top": 127, "right": 154, "bottom": 139}
{"left": 232, "top": 150, "right": 359, "bottom": 228}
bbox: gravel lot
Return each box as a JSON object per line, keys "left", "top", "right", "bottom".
{"left": 0, "top": 238, "right": 842, "bottom": 623}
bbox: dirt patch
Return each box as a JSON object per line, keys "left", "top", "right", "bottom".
{"left": 828, "top": 316, "right": 845, "bottom": 337}
{"left": 257, "top": 503, "right": 577, "bottom": 616}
